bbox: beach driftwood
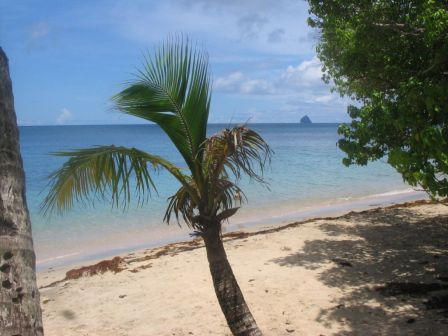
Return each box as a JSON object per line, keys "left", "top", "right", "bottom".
{"left": 0, "top": 48, "right": 44, "bottom": 335}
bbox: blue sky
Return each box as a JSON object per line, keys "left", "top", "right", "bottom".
{"left": 1, "top": 0, "right": 350, "bottom": 125}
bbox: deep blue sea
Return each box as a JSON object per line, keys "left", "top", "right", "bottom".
{"left": 20, "top": 124, "right": 424, "bottom": 269}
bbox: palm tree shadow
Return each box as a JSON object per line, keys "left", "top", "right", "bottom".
{"left": 272, "top": 207, "right": 448, "bottom": 335}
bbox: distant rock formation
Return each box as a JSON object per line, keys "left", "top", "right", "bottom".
{"left": 300, "top": 115, "right": 312, "bottom": 124}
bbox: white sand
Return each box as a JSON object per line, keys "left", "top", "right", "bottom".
{"left": 38, "top": 201, "right": 448, "bottom": 335}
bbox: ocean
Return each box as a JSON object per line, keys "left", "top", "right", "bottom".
{"left": 20, "top": 124, "right": 425, "bottom": 269}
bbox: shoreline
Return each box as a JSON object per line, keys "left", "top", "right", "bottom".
{"left": 39, "top": 198, "right": 435, "bottom": 290}
{"left": 35, "top": 188, "right": 428, "bottom": 272}
{"left": 38, "top": 199, "right": 448, "bottom": 335}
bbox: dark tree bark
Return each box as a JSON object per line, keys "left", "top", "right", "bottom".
{"left": 0, "top": 47, "right": 44, "bottom": 335}
{"left": 202, "top": 222, "right": 262, "bottom": 336}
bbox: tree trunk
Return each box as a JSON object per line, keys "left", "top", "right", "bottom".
{"left": 0, "top": 48, "right": 44, "bottom": 335}
{"left": 202, "top": 223, "right": 262, "bottom": 336}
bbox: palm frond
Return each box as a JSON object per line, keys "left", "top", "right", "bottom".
{"left": 164, "top": 177, "right": 244, "bottom": 230}
{"left": 164, "top": 179, "right": 198, "bottom": 229}
{"left": 200, "top": 125, "right": 272, "bottom": 221}
{"left": 41, "top": 145, "right": 190, "bottom": 215}
{"left": 213, "top": 178, "right": 246, "bottom": 210}
{"left": 112, "top": 38, "right": 211, "bottom": 182}
{"left": 204, "top": 125, "right": 273, "bottom": 183}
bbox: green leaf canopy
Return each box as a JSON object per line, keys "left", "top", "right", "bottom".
{"left": 308, "top": 1, "right": 448, "bottom": 197}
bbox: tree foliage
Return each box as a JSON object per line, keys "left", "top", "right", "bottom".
{"left": 308, "top": 0, "right": 448, "bottom": 197}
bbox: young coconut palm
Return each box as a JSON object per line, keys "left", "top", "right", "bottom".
{"left": 42, "top": 39, "right": 271, "bottom": 336}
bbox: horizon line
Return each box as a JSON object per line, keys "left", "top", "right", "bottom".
{"left": 18, "top": 122, "right": 345, "bottom": 127}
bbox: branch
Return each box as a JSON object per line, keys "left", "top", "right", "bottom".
{"left": 372, "top": 22, "right": 425, "bottom": 36}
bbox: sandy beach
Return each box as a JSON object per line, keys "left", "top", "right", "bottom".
{"left": 37, "top": 201, "right": 448, "bottom": 335}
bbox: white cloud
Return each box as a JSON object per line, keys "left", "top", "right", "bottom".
{"left": 313, "top": 94, "right": 335, "bottom": 104}
{"left": 280, "top": 57, "right": 323, "bottom": 87}
{"left": 240, "top": 79, "right": 273, "bottom": 94}
{"left": 29, "top": 22, "right": 50, "bottom": 39}
{"left": 295, "top": 91, "right": 339, "bottom": 105}
{"left": 214, "top": 72, "right": 274, "bottom": 95}
{"left": 211, "top": 56, "right": 349, "bottom": 122}
{"left": 214, "top": 57, "right": 326, "bottom": 96}
{"left": 214, "top": 71, "right": 244, "bottom": 91}
{"left": 57, "top": 108, "right": 73, "bottom": 124}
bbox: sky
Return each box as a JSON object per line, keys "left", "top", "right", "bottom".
{"left": 1, "top": 0, "right": 351, "bottom": 125}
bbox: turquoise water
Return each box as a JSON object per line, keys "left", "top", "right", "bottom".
{"left": 20, "top": 124, "right": 419, "bottom": 268}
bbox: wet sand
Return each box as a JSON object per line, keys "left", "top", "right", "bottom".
{"left": 35, "top": 189, "right": 427, "bottom": 271}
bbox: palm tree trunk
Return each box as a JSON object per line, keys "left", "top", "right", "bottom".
{"left": 202, "top": 223, "right": 262, "bottom": 336}
{"left": 0, "top": 47, "right": 44, "bottom": 335}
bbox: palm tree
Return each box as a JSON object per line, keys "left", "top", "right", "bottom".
{"left": 42, "top": 39, "right": 271, "bottom": 336}
{"left": 0, "top": 47, "right": 44, "bottom": 335}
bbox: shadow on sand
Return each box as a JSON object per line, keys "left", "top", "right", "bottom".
{"left": 273, "top": 206, "right": 448, "bottom": 335}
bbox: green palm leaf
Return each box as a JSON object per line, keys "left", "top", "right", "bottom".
{"left": 41, "top": 145, "right": 191, "bottom": 215}
{"left": 112, "top": 38, "right": 211, "bottom": 185}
